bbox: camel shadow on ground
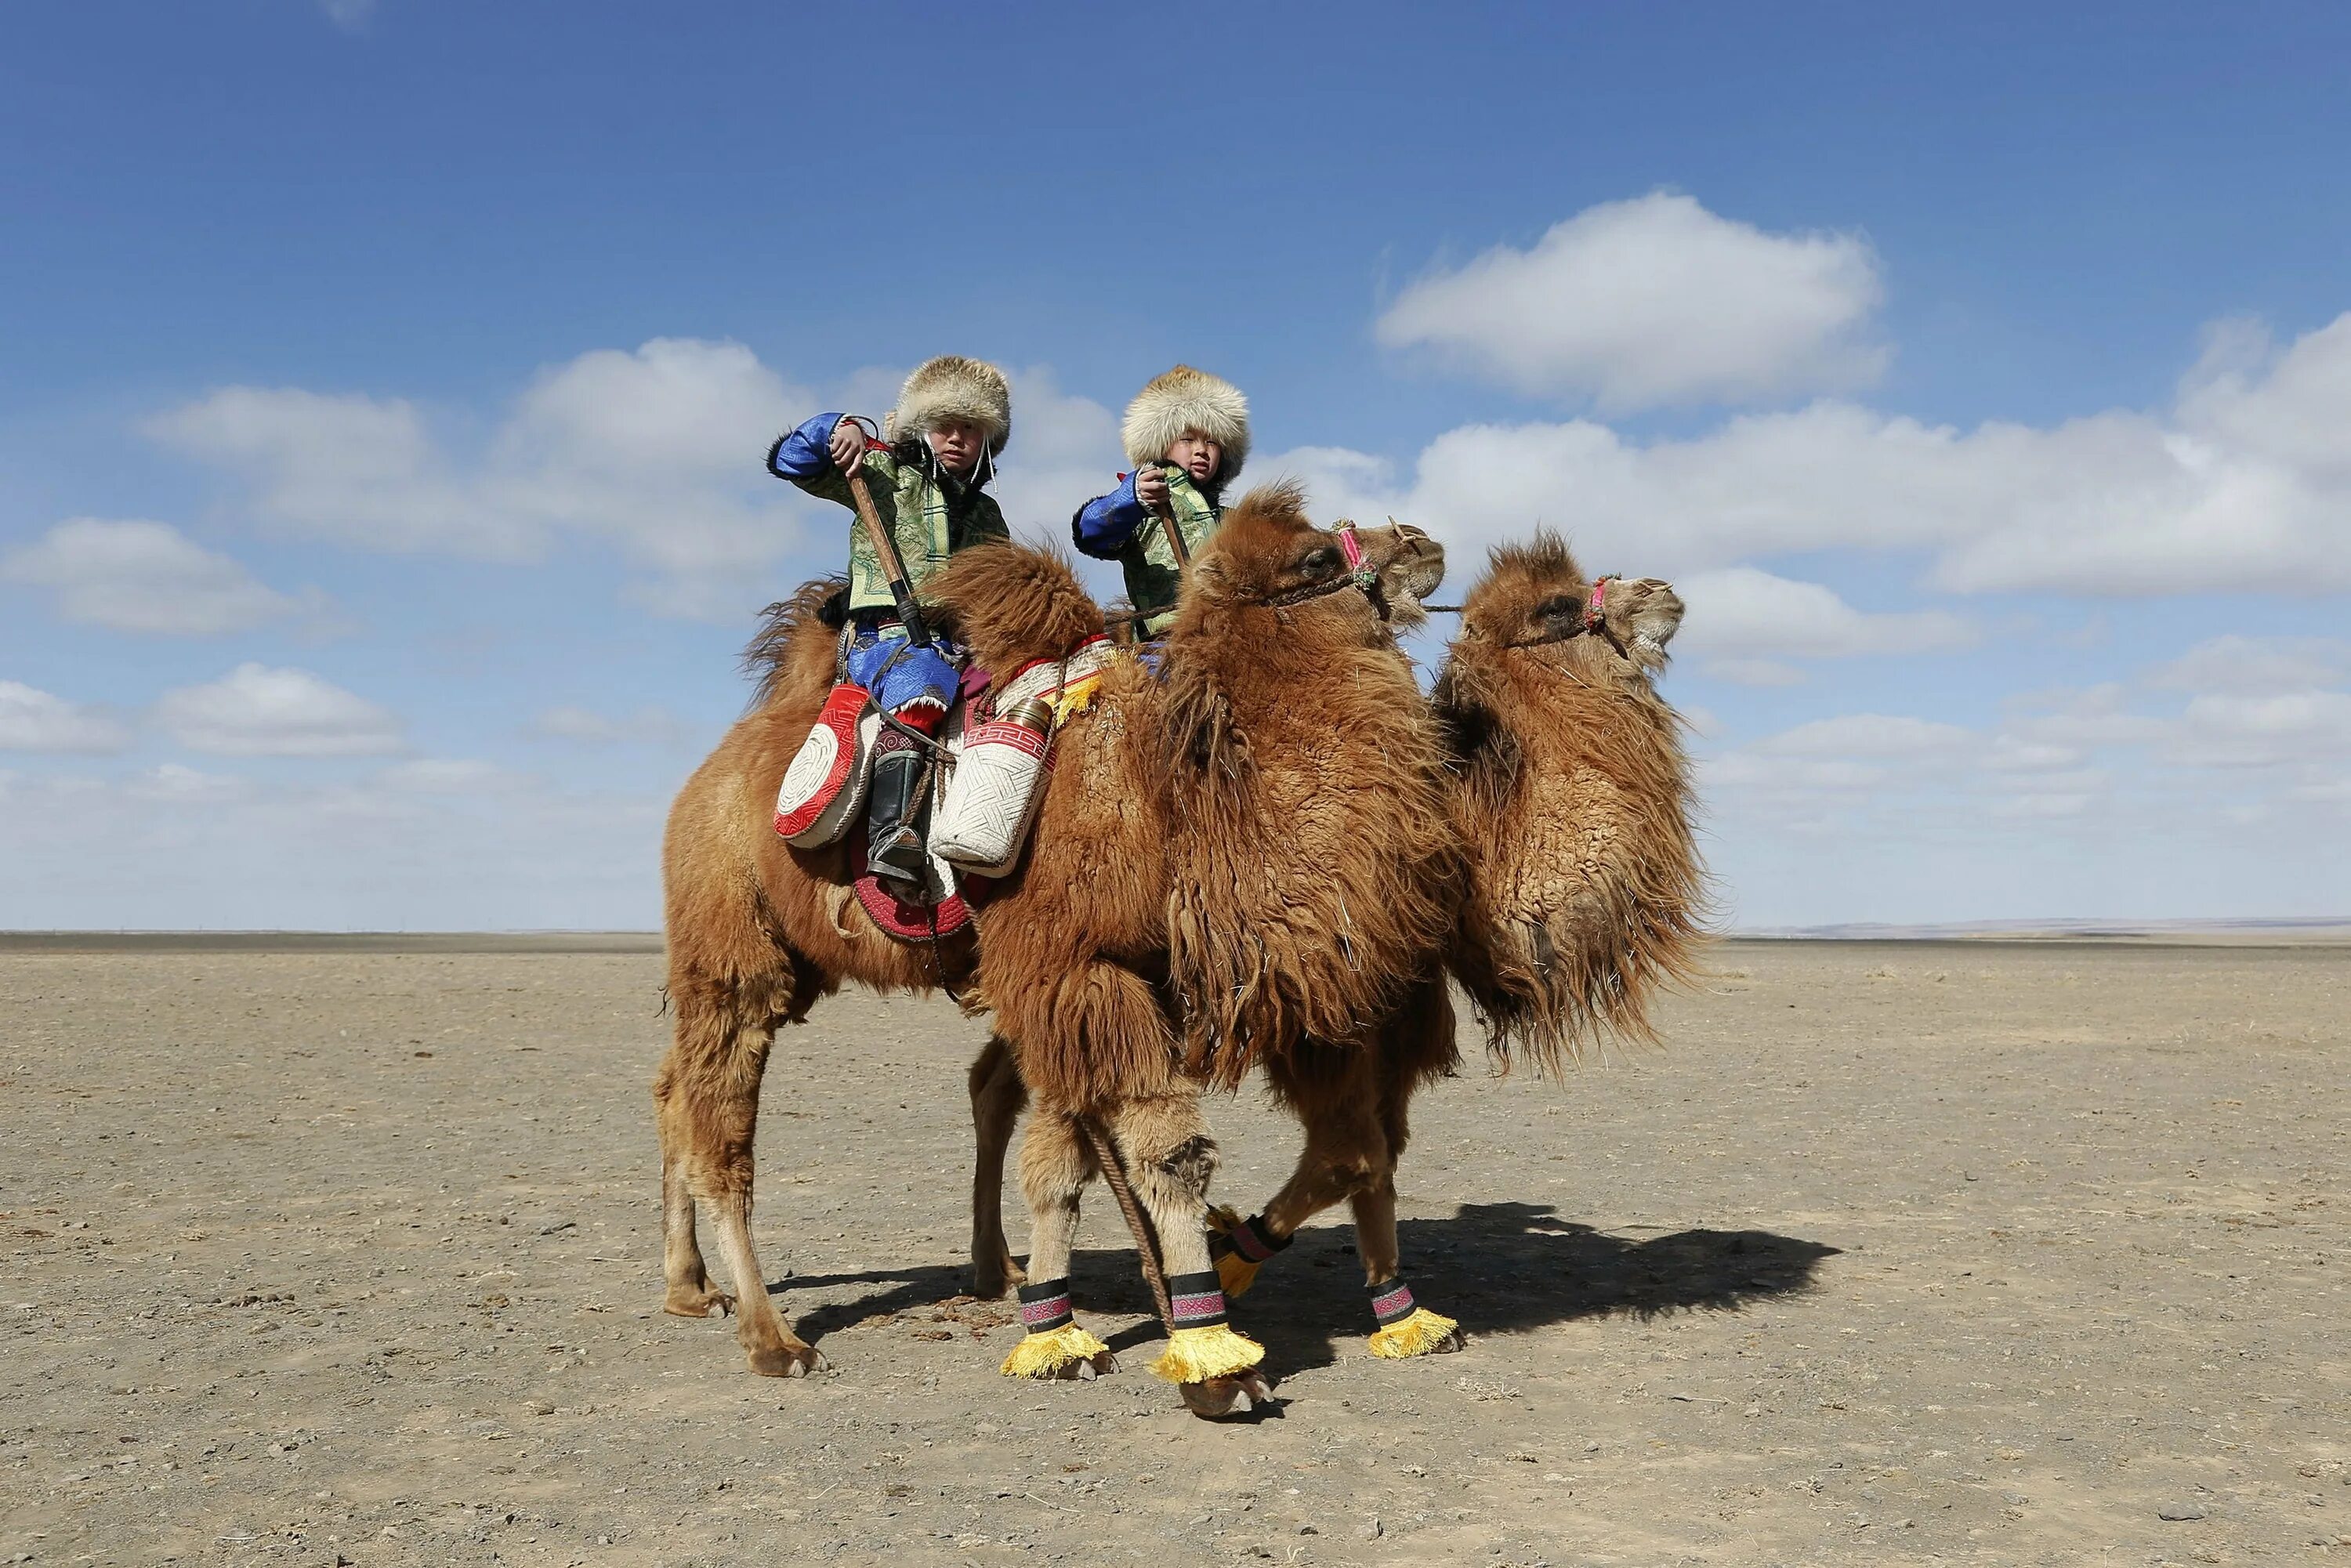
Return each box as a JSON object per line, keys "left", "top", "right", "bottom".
{"left": 773, "top": 1200, "right": 1838, "bottom": 1374}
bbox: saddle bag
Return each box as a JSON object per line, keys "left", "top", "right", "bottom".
{"left": 930, "top": 697, "right": 1055, "bottom": 876}
{"left": 773, "top": 681, "right": 878, "bottom": 847}
{"left": 931, "top": 638, "right": 1115, "bottom": 877}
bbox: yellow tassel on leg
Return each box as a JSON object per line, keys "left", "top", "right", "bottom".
{"left": 1147, "top": 1324, "right": 1265, "bottom": 1384}
{"left": 1366, "top": 1306, "right": 1461, "bottom": 1359}
{"left": 998, "top": 1323, "right": 1111, "bottom": 1378}
{"left": 1205, "top": 1206, "right": 1264, "bottom": 1299}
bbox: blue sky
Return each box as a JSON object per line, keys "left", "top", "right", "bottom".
{"left": 5, "top": 2, "right": 2348, "bottom": 929}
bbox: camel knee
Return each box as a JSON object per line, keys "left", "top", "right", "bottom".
{"left": 1147, "top": 1133, "right": 1218, "bottom": 1197}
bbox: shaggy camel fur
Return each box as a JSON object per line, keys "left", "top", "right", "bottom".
{"left": 1435, "top": 534, "right": 1706, "bottom": 1066}
{"left": 1171, "top": 538, "right": 1704, "bottom": 1338}
{"left": 963, "top": 487, "right": 1469, "bottom": 1409}
{"left": 655, "top": 551, "right": 1101, "bottom": 1378}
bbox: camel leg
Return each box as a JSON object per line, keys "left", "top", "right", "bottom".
{"left": 652, "top": 969, "right": 827, "bottom": 1378}
{"left": 998, "top": 1110, "right": 1115, "bottom": 1381}
{"left": 1350, "top": 983, "right": 1465, "bottom": 1359}
{"left": 967, "top": 1033, "right": 1029, "bottom": 1298}
{"left": 1105, "top": 1092, "right": 1273, "bottom": 1417}
{"left": 656, "top": 1090, "right": 726, "bottom": 1317}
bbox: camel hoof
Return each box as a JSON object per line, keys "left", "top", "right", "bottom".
{"left": 664, "top": 1285, "right": 734, "bottom": 1319}
{"left": 1041, "top": 1350, "right": 1118, "bottom": 1382}
{"left": 747, "top": 1343, "right": 828, "bottom": 1379}
{"left": 1179, "top": 1369, "right": 1277, "bottom": 1421}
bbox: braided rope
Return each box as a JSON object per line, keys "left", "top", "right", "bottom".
{"left": 1076, "top": 1115, "right": 1175, "bottom": 1331}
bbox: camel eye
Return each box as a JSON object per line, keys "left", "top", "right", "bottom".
{"left": 1534, "top": 593, "right": 1580, "bottom": 624}
{"left": 1300, "top": 545, "right": 1342, "bottom": 574}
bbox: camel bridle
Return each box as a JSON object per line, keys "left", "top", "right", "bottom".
{"left": 1256, "top": 520, "right": 1425, "bottom": 621}
{"left": 1497, "top": 574, "right": 1625, "bottom": 652}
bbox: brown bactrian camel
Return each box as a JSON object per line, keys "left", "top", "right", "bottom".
{"left": 1168, "top": 534, "right": 1708, "bottom": 1334}
{"left": 959, "top": 485, "right": 1465, "bottom": 1415}
{"left": 655, "top": 513, "right": 1443, "bottom": 1382}
{"left": 654, "top": 549, "right": 1104, "bottom": 1378}
{"left": 1434, "top": 534, "right": 1706, "bottom": 1063}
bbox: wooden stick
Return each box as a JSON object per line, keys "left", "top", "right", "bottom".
{"left": 845, "top": 465, "right": 931, "bottom": 646}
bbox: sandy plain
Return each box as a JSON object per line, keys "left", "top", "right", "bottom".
{"left": 2, "top": 936, "right": 2345, "bottom": 1567}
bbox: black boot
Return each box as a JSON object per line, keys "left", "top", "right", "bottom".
{"left": 864, "top": 748, "right": 929, "bottom": 887}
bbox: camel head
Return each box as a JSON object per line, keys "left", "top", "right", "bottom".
{"left": 1342, "top": 519, "right": 1447, "bottom": 631}
{"left": 922, "top": 540, "right": 1108, "bottom": 675}
{"left": 1178, "top": 483, "right": 1442, "bottom": 643}
{"left": 1457, "top": 532, "right": 1681, "bottom": 683}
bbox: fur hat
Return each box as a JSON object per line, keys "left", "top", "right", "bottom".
{"left": 1121, "top": 364, "right": 1250, "bottom": 481}
{"left": 886, "top": 355, "right": 1012, "bottom": 454}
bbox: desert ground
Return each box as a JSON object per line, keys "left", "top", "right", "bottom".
{"left": 2, "top": 936, "right": 2345, "bottom": 1567}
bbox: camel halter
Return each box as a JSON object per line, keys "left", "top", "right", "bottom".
{"left": 1259, "top": 520, "right": 1393, "bottom": 611}
{"left": 1495, "top": 575, "right": 1624, "bottom": 650}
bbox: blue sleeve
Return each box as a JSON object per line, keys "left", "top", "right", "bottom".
{"left": 1071, "top": 470, "right": 1146, "bottom": 558}
{"left": 766, "top": 412, "right": 847, "bottom": 480}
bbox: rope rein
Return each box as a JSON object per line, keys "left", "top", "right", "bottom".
{"left": 1077, "top": 1115, "right": 1176, "bottom": 1330}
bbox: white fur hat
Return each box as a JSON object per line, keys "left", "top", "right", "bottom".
{"left": 1121, "top": 364, "right": 1249, "bottom": 481}
{"left": 886, "top": 355, "right": 1012, "bottom": 454}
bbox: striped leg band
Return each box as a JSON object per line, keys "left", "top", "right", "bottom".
{"left": 1016, "top": 1279, "right": 1075, "bottom": 1334}
{"left": 1368, "top": 1277, "right": 1419, "bottom": 1327}
{"left": 1166, "top": 1271, "right": 1230, "bottom": 1329}
{"left": 1212, "top": 1213, "right": 1290, "bottom": 1264}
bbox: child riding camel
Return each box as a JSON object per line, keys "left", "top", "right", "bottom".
{"left": 1071, "top": 365, "right": 1251, "bottom": 637}
{"left": 766, "top": 355, "right": 1012, "bottom": 885}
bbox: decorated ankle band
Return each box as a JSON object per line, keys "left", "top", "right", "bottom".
{"left": 1168, "top": 1270, "right": 1230, "bottom": 1330}
{"left": 1209, "top": 1211, "right": 1289, "bottom": 1265}
{"left": 1208, "top": 1208, "right": 1289, "bottom": 1298}
{"left": 1364, "top": 1276, "right": 1462, "bottom": 1360}
{"left": 1368, "top": 1276, "right": 1420, "bottom": 1328}
{"left": 1016, "top": 1278, "right": 1076, "bottom": 1334}
{"left": 1001, "top": 1278, "right": 1111, "bottom": 1378}
{"left": 1149, "top": 1272, "right": 1264, "bottom": 1384}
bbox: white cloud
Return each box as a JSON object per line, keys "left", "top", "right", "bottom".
{"left": 125, "top": 764, "right": 252, "bottom": 804}
{"left": 1759, "top": 714, "right": 1975, "bottom": 758}
{"left": 0, "top": 682, "right": 130, "bottom": 754}
{"left": 146, "top": 340, "right": 1128, "bottom": 621}
{"left": 1277, "top": 310, "right": 2351, "bottom": 599}
{"left": 988, "top": 367, "right": 1125, "bottom": 549}
{"left": 375, "top": 759, "right": 531, "bottom": 795}
{"left": 319, "top": 0, "right": 375, "bottom": 29}
{"left": 154, "top": 664, "right": 404, "bottom": 756}
{"left": 2, "top": 517, "right": 318, "bottom": 636}
{"left": 1375, "top": 193, "right": 1887, "bottom": 411}
{"left": 531, "top": 704, "right": 694, "bottom": 746}
{"left": 2167, "top": 690, "right": 2351, "bottom": 768}
{"left": 1701, "top": 658, "right": 1807, "bottom": 688}
{"left": 2147, "top": 634, "right": 2351, "bottom": 694}
{"left": 1675, "top": 567, "right": 1976, "bottom": 666}
{"left": 150, "top": 386, "right": 527, "bottom": 558}
{"left": 0, "top": 767, "right": 662, "bottom": 930}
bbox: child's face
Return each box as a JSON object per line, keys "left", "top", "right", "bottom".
{"left": 1164, "top": 431, "right": 1223, "bottom": 484}
{"left": 926, "top": 418, "right": 987, "bottom": 476}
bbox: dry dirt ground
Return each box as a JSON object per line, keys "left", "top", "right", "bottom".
{"left": 2, "top": 936, "right": 2346, "bottom": 1567}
